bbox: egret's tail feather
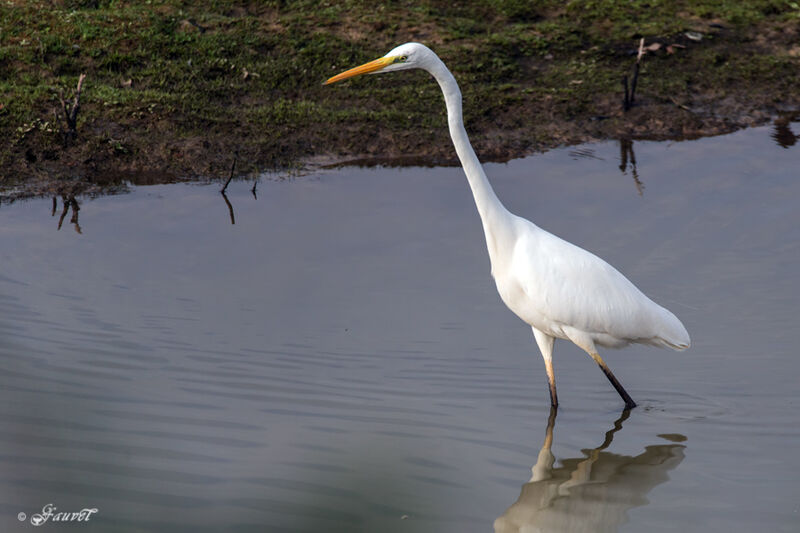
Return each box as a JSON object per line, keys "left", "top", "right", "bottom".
{"left": 654, "top": 307, "right": 690, "bottom": 351}
{"left": 660, "top": 337, "right": 691, "bottom": 351}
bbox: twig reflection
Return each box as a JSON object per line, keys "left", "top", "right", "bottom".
{"left": 221, "top": 191, "right": 235, "bottom": 225}
{"left": 70, "top": 197, "right": 82, "bottom": 234}
{"left": 772, "top": 117, "right": 798, "bottom": 148}
{"left": 56, "top": 196, "right": 68, "bottom": 229}
{"left": 619, "top": 139, "right": 644, "bottom": 196}
{"left": 494, "top": 408, "right": 685, "bottom": 533}
{"left": 54, "top": 195, "right": 81, "bottom": 234}
{"left": 219, "top": 177, "right": 261, "bottom": 225}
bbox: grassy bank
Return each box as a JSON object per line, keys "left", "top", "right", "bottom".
{"left": 1, "top": 0, "right": 799, "bottom": 195}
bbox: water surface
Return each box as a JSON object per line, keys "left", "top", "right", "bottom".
{"left": 0, "top": 124, "right": 798, "bottom": 532}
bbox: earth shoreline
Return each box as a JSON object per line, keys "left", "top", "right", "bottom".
{"left": 2, "top": 2, "right": 798, "bottom": 201}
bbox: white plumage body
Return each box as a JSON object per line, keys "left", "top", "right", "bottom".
{"left": 485, "top": 214, "right": 690, "bottom": 351}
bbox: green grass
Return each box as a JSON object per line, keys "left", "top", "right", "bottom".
{"left": 1, "top": 0, "right": 798, "bottom": 182}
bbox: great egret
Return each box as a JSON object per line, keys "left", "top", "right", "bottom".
{"left": 325, "top": 43, "right": 690, "bottom": 409}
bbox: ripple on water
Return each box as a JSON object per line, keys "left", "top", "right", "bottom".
{"left": 637, "top": 390, "right": 732, "bottom": 421}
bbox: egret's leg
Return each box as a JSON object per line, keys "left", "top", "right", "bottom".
{"left": 532, "top": 328, "right": 558, "bottom": 408}
{"left": 588, "top": 352, "right": 636, "bottom": 409}
{"left": 544, "top": 358, "right": 558, "bottom": 408}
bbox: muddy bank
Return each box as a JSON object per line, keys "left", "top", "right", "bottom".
{"left": 1, "top": 2, "right": 798, "bottom": 201}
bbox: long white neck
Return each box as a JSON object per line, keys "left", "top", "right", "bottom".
{"left": 426, "top": 59, "right": 508, "bottom": 221}
{"left": 424, "top": 56, "right": 515, "bottom": 258}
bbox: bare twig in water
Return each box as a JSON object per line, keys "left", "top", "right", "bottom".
{"left": 220, "top": 151, "right": 238, "bottom": 194}
{"left": 51, "top": 196, "right": 57, "bottom": 217}
{"left": 251, "top": 177, "right": 258, "bottom": 199}
{"left": 58, "top": 73, "right": 86, "bottom": 144}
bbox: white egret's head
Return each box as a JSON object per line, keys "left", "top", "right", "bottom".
{"left": 324, "top": 42, "right": 433, "bottom": 85}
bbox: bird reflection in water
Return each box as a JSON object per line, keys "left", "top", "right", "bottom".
{"left": 495, "top": 409, "right": 685, "bottom": 533}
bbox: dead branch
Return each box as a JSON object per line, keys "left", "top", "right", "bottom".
{"left": 220, "top": 151, "right": 238, "bottom": 194}
{"left": 59, "top": 73, "right": 86, "bottom": 144}
{"left": 629, "top": 38, "right": 645, "bottom": 105}
{"left": 623, "top": 39, "right": 645, "bottom": 112}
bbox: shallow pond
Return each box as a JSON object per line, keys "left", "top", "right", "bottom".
{"left": 1, "top": 124, "right": 798, "bottom": 532}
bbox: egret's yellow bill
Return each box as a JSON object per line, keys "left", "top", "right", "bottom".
{"left": 324, "top": 56, "right": 397, "bottom": 85}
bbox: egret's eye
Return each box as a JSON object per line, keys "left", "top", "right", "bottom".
{"left": 396, "top": 55, "right": 408, "bottom": 63}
